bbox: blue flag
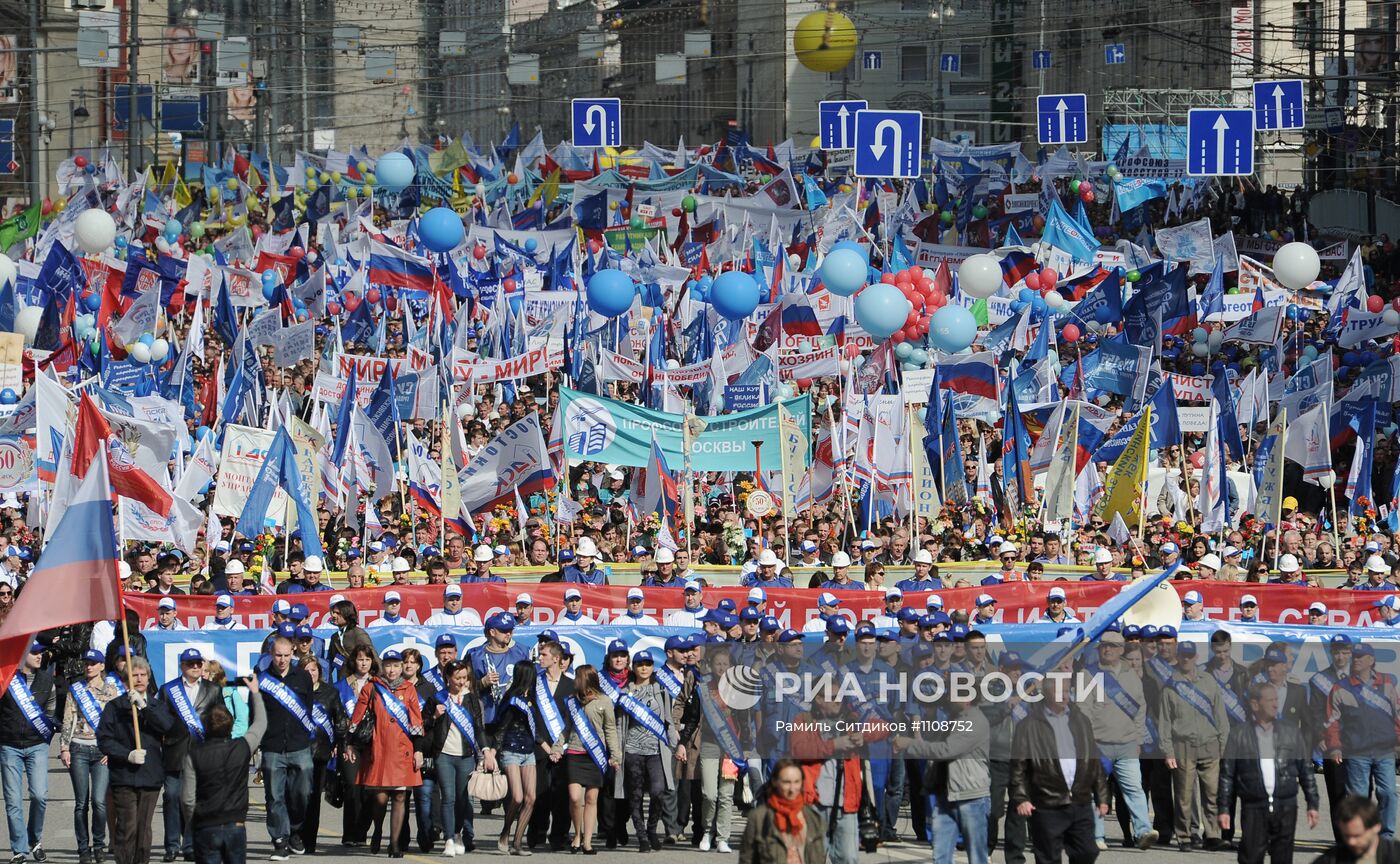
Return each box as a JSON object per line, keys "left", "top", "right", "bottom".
{"left": 365, "top": 362, "right": 402, "bottom": 458}
{"left": 233, "top": 427, "right": 325, "bottom": 558}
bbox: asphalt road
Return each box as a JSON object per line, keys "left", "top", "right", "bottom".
{"left": 22, "top": 752, "right": 1341, "bottom": 864}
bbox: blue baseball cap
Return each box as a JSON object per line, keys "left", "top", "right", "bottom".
{"left": 998, "top": 651, "right": 1025, "bottom": 670}
{"left": 717, "top": 612, "right": 739, "bottom": 629}
{"left": 179, "top": 648, "right": 204, "bottom": 664}
{"left": 1354, "top": 643, "right": 1377, "bottom": 657}
{"left": 485, "top": 613, "right": 516, "bottom": 632}
{"left": 826, "top": 616, "right": 850, "bottom": 636}
{"left": 664, "top": 635, "right": 688, "bottom": 651}
{"left": 289, "top": 603, "right": 309, "bottom": 622}
{"left": 294, "top": 624, "right": 313, "bottom": 639}
{"left": 739, "top": 607, "right": 760, "bottom": 622}
{"left": 1331, "top": 634, "right": 1353, "bottom": 646}
{"left": 632, "top": 649, "right": 656, "bottom": 665}
{"left": 83, "top": 649, "right": 105, "bottom": 664}
{"left": 932, "top": 632, "right": 953, "bottom": 643}
{"left": 435, "top": 634, "right": 457, "bottom": 649}
{"left": 854, "top": 621, "right": 877, "bottom": 639}
{"left": 912, "top": 641, "right": 935, "bottom": 660}
{"left": 1177, "top": 642, "right": 1198, "bottom": 657}
{"left": 381, "top": 649, "right": 403, "bottom": 662}
{"left": 276, "top": 622, "right": 297, "bottom": 639}
{"left": 1156, "top": 625, "right": 1178, "bottom": 639}
{"left": 918, "top": 615, "right": 938, "bottom": 629}
{"left": 897, "top": 608, "right": 920, "bottom": 623}
{"left": 1140, "top": 625, "right": 1159, "bottom": 639}
{"left": 717, "top": 598, "right": 737, "bottom": 613}
{"left": 777, "top": 629, "right": 803, "bottom": 643}
{"left": 606, "top": 638, "right": 629, "bottom": 655}
{"left": 1263, "top": 648, "right": 1289, "bottom": 664}
{"left": 559, "top": 549, "right": 575, "bottom": 562}
{"left": 950, "top": 623, "right": 969, "bottom": 641}
{"left": 1123, "top": 625, "right": 1142, "bottom": 639}
{"left": 759, "top": 615, "right": 781, "bottom": 633}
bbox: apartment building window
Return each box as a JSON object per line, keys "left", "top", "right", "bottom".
{"left": 900, "top": 45, "right": 929, "bottom": 82}
{"left": 1292, "top": 1, "right": 1319, "bottom": 49}
{"left": 958, "top": 44, "right": 982, "bottom": 77}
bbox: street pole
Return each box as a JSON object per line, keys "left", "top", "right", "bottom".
{"left": 28, "top": 0, "right": 41, "bottom": 203}
{"left": 126, "top": 0, "right": 139, "bottom": 177}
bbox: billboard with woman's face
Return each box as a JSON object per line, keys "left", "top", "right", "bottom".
{"left": 163, "top": 27, "right": 198, "bottom": 84}
{"left": 0, "top": 35, "right": 18, "bottom": 103}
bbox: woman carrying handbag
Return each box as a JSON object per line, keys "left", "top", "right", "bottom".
{"left": 347, "top": 648, "right": 426, "bottom": 859}
{"left": 301, "top": 657, "right": 346, "bottom": 855}
{"left": 486, "top": 660, "right": 544, "bottom": 856}
{"left": 614, "top": 648, "right": 696, "bottom": 853}
{"left": 337, "top": 646, "right": 378, "bottom": 849}
{"left": 425, "top": 660, "right": 492, "bottom": 857}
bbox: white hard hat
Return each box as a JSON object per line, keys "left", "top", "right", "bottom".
{"left": 224, "top": 559, "right": 245, "bottom": 576}
{"left": 912, "top": 549, "right": 934, "bottom": 565}
{"left": 999, "top": 542, "right": 1019, "bottom": 556}
{"left": 118, "top": 561, "right": 133, "bottom": 580}
{"left": 757, "top": 549, "right": 780, "bottom": 567}
{"left": 831, "top": 551, "right": 851, "bottom": 568}
{"left": 576, "top": 538, "right": 599, "bottom": 558}
{"left": 1198, "top": 554, "right": 1222, "bottom": 572}
{"left": 655, "top": 547, "right": 675, "bottom": 565}
{"left": 392, "top": 556, "right": 411, "bottom": 573}
{"left": 1092, "top": 548, "right": 1113, "bottom": 565}
{"left": 474, "top": 545, "right": 495, "bottom": 563}
{"left": 1279, "top": 553, "right": 1302, "bottom": 573}
{"left": 1367, "top": 555, "right": 1389, "bottom": 574}
{"left": 303, "top": 555, "right": 324, "bottom": 573}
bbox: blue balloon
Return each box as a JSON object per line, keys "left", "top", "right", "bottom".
{"left": 376, "top": 152, "right": 416, "bottom": 193}
{"left": 1030, "top": 297, "right": 1047, "bottom": 315}
{"left": 698, "top": 275, "right": 713, "bottom": 290}
{"left": 139, "top": 333, "right": 154, "bottom": 347}
{"left": 418, "top": 207, "right": 465, "bottom": 253}
{"left": 832, "top": 240, "right": 870, "bottom": 262}
{"left": 524, "top": 238, "right": 539, "bottom": 253}
{"left": 85, "top": 293, "right": 101, "bottom": 313}
{"left": 0, "top": 389, "right": 16, "bottom": 406}
{"left": 819, "top": 249, "right": 867, "bottom": 297}
{"left": 114, "top": 236, "right": 127, "bottom": 249}
{"left": 928, "top": 305, "right": 977, "bottom": 353}
{"left": 693, "top": 286, "right": 708, "bottom": 302}
{"left": 1286, "top": 304, "right": 1299, "bottom": 320}
{"left": 262, "top": 283, "right": 276, "bottom": 301}
{"left": 1018, "top": 288, "right": 1035, "bottom": 303}
{"left": 895, "top": 342, "right": 914, "bottom": 360}
{"left": 711, "top": 271, "right": 761, "bottom": 321}
{"left": 163, "top": 219, "right": 181, "bottom": 237}
{"left": 586, "top": 270, "right": 635, "bottom": 318}
{"left": 853, "top": 283, "right": 909, "bottom": 340}
{"left": 262, "top": 270, "right": 277, "bottom": 287}
{"left": 195, "top": 426, "right": 211, "bottom": 441}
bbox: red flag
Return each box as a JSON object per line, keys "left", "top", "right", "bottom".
{"left": 73, "top": 393, "right": 174, "bottom": 517}
{"left": 0, "top": 454, "right": 122, "bottom": 695}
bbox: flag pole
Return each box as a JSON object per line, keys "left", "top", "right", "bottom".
{"left": 1137, "top": 405, "right": 1151, "bottom": 543}
{"left": 116, "top": 583, "right": 142, "bottom": 750}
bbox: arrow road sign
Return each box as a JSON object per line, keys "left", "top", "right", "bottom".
{"left": 940, "top": 53, "right": 960, "bottom": 74}
{"left": 1036, "top": 93, "right": 1088, "bottom": 145}
{"left": 1032, "top": 50, "right": 1052, "bottom": 70}
{"left": 1104, "top": 43, "right": 1126, "bottom": 65}
{"left": 1187, "top": 108, "right": 1255, "bottom": 176}
{"left": 818, "top": 99, "right": 868, "bottom": 150}
{"left": 853, "top": 109, "right": 923, "bottom": 179}
{"left": 1252, "top": 79, "right": 1305, "bottom": 131}
{"left": 570, "top": 98, "right": 622, "bottom": 148}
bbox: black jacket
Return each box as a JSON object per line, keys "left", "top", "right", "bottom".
{"left": 1312, "top": 838, "right": 1400, "bottom": 864}
{"left": 309, "top": 682, "right": 346, "bottom": 763}
{"left": 1218, "top": 719, "right": 1320, "bottom": 813}
{"left": 98, "top": 692, "right": 179, "bottom": 789}
{"left": 258, "top": 665, "right": 316, "bottom": 753}
{"left": 426, "top": 689, "right": 486, "bottom": 758}
{"left": 156, "top": 678, "right": 221, "bottom": 771}
{"left": 1008, "top": 704, "right": 1109, "bottom": 809}
{"left": 0, "top": 669, "right": 57, "bottom": 748}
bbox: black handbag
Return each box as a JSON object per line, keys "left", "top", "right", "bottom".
{"left": 350, "top": 701, "right": 375, "bottom": 749}
{"left": 323, "top": 766, "right": 345, "bottom": 809}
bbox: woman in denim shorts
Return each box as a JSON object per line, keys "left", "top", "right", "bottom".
{"left": 488, "top": 660, "right": 542, "bottom": 855}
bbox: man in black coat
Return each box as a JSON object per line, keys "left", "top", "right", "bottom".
{"left": 1009, "top": 666, "right": 1110, "bottom": 864}
{"left": 1313, "top": 795, "right": 1400, "bottom": 864}
{"left": 257, "top": 636, "right": 316, "bottom": 861}
{"left": 98, "top": 656, "right": 179, "bottom": 864}
{"left": 1218, "top": 682, "right": 1320, "bottom": 864}
{"left": 155, "top": 649, "right": 221, "bottom": 862}
{"left": 0, "top": 643, "right": 57, "bottom": 864}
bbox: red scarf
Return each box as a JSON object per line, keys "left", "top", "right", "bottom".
{"left": 767, "top": 793, "right": 806, "bottom": 836}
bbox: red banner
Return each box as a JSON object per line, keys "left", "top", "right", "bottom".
{"left": 123, "top": 580, "right": 1387, "bottom": 632}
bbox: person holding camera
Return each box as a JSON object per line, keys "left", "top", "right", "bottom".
{"left": 178, "top": 676, "right": 267, "bottom": 864}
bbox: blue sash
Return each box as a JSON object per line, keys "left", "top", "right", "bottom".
{"left": 654, "top": 664, "right": 683, "bottom": 699}
{"left": 1312, "top": 670, "right": 1339, "bottom": 699}
{"left": 332, "top": 654, "right": 346, "bottom": 672}
{"left": 7, "top": 676, "right": 53, "bottom": 742}
{"left": 70, "top": 682, "right": 104, "bottom": 731}
{"left": 436, "top": 690, "right": 479, "bottom": 752}
{"left": 1146, "top": 655, "right": 1174, "bottom": 683}
{"left": 1169, "top": 676, "right": 1218, "bottom": 723}
{"left": 1343, "top": 678, "right": 1395, "bottom": 717}
{"left": 1089, "top": 665, "right": 1142, "bottom": 720}
{"left": 693, "top": 676, "right": 747, "bottom": 770}
{"left": 1010, "top": 700, "right": 1029, "bottom": 722}
{"left": 565, "top": 696, "right": 609, "bottom": 773}
{"left": 535, "top": 675, "right": 566, "bottom": 743}
{"left": 423, "top": 667, "right": 445, "bottom": 692}
{"left": 598, "top": 675, "right": 668, "bottom": 745}
{"left": 105, "top": 673, "right": 127, "bottom": 695}
{"left": 1211, "top": 670, "right": 1247, "bottom": 723}
{"left": 335, "top": 679, "right": 357, "bottom": 716}
{"left": 163, "top": 680, "right": 206, "bottom": 741}
{"left": 258, "top": 673, "right": 318, "bottom": 737}
{"left": 373, "top": 683, "right": 418, "bottom": 738}
{"left": 312, "top": 701, "right": 334, "bottom": 741}
{"left": 509, "top": 695, "right": 538, "bottom": 742}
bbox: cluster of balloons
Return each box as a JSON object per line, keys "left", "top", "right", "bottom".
{"left": 1069, "top": 179, "right": 1095, "bottom": 204}
{"left": 122, "top": 333, "right": 171, "bottom": 365}
{"left": 1188, "top": 326, "right": 1223, "bottom": 358}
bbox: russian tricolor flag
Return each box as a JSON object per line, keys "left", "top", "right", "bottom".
{"left": 368, "top": 240, "right": 436, "bottom": 293}
{"left": 938, "top": 353, "right": 999, "bottom": 402}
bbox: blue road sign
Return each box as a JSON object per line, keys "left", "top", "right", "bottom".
{"left": 1032, "top": 50, "right": 1052, "bottom": 70}
{"left": 940, "top": 53, "right": 960, "bottom": 74}
{"left": 1187, "top": 108, "right": 1255, "bottom": 176}
{"left": 0, "top": 120, "right": 13, "bottom": 175}
{"left": 853, "top": 109, "right": 923, "bottom": 179}
{"left": 1104, "top": 43, "right": 1126, "bottom": 65}
{"left": 862, "top": 51, "right": 882, "bottom": 71}
{"left": 1036, "top": 93, "right": 1088, "bottom": 145}
{"left": 571, "top": 98, "right": 622, "bottom": 148}
{"left": 818, "top": 100, "right": 868, "bottom": 150}
{"left": 1252, "top": 79, "right": 1305, "bottom": 131}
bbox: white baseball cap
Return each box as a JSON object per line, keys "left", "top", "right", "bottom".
{"left": 473, "top": 545, "right": 495, "bottom": 562}
{"left": 564, "top": 587, "right": 583, "bottom": 601}
{"left": 926, "top": 594, "right": 944, "bottom": 610}
{"left": 444, "top": 584, "right": 463, "bottom": 598}
{"left": 516, "top": 593, "right": 533, "bottom": 606}
{"left": 1048, "top": 587, "right": 1067, "bottom": 601}
{"left": 976, "top": 593, "right": 996, "bottom": 607}
{"left": 303, "top": 555, "right": 324, "bottom": 573}
{"left": 818, "top": 592, "right": 841, "bottom": 607}
{"left": 1184, "top": 590, "right": 1203, "bottom": 605}
{"left": 747, "top": 588, "right": 766, "bottom": 604}
{"left": 329, "top": 594, "right": 346, "bottom": 606}
{"left": 384, "top": 590, "right": 402, "bottom": 603}
{"left": 1240, "top": 594, "right": 1259, "bottom": 607}
{"left": 215, "top": 594, "right": 233, "bottom": 608}
{"left": 626, "top": 588, "right": 645, "bottom": 601}
{"left": 1308, "top": 601, "right": 1327, "bottom": 614}
{"left": 391, "top": 556, "right": 411, "bottom": 573}
{"left": 158, "top": 597, "right": 176, "bottom": 611}
{"left": 885, "top": 586, "right": 903, "bottom": 599}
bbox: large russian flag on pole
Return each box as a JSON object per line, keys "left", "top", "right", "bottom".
{"left": 0, "top": 455, "right": 122, "bottom": 694}
{"left": 368, "top": 240, "right": 436, "bottom": 293}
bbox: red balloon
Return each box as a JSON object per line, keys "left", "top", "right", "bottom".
{"left": 672, "top": 208, "right": 683, "bottom": 217}
{"left": 893, "top": 329, "right": 908, "bottom": 343}
{"left": 1024, "top": 271, "right": 1041, "bottom": 291}
{"left": 503, "top": 278, "right": 517, "bottom": 292}
{"left": 880, "top": 273, "right": 896, "bottom": 285}
{"left": 289, "top": 246, "right": 305, "bottom": 260}
{"left": 1189, "top": 450, "right": 1205, "bottom": 470}
{"left": 589, "top": 239, "right": 603, "bottom": 254}
{"left": 1368, "top": 295, "right": 1385, "bottom": 313}
{"left": 507, "top": 173, "right": 519, "bottom": 185}
{"left": 365, "top": 288, "right": 382, "bottom": 305}
{"left": 1392, "top": 297, "right": 1400, "bottom": 312}
{"left": 1041, "top": 269, "right": 1058, "bottom": 287}
{"left": 1081, "top": 188, "right": 1095, "bottom": 203}
{"left": 73, "top": 155, "right": 88, "bottom": 169}
{"left": 1061, "top": 323, "right": 1081, "bottom": 343}
{"left": 343, "top": 295, "right": 360, "bottom": 312}
{"left": 845, "top": 343, "right": 861, "bottom": 359}
{"left": 472, "top": 245, "right": 487, "bottom": 260}
{"left": 327, "top": 302, "right": 342, "bottom": 316}
{"left": 385, "top": 295, "right": 398, "bottom": 312}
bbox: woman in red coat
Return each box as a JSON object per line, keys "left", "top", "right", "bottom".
{"left": 347, "top": 649, "right": 426, "bottom": 859}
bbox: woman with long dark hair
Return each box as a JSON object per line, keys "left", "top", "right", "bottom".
{"left": 300, "top": 656, "right": 346, "bottom": 855}
{"left": 487, "top": 659, "right": 540, "bottom": 855}
{"left": 399, "top": 648, "right": 437, "bottom": 853}
{"left": 336, "top": 645, "right": 378, "bottom": 849}
{"left": 617, "top": 649, "right": 687, "bottom": 852}
{"left": 557, "top": 665, "right": 620, "bottom": 854}
{"left": 738, "top": 759, "right": 826, "bottom": 864}
{"left": 347, "top": 649, "right": 426, "bottom": 859}
{"left": 426, "top": 660, "right": 489, "bottom": 856}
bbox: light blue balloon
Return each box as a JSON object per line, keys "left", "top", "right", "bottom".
{"left": 1192, "top": 327, "right": 1208, "bottom": 343}
{"left": 711, "top": 271, "right": 761, "bottom": 321}
{"left": 901, "top": 361, "right": 919, "bottom": 370}
{"left": 376, "top": 152, "right": 416, "bottom": 193}
{"left": 928, "top": 304, "right": 977, "bottom": 353}
{"left": 418, "top": 207, "right": 465, "bottom": 253}
{"left": 910, "top": 348, "right": 929, "bottom": 366}
{"left": 262, "top": 270, "right": 277, "bottom": 287}
{"left": 139, "top": 333, "right": 154, "bottom": 347}
{"left": 819, "top": 248, "right": 867, "bottom": 297}
{"left": 586, "top": 269, "right": 635, "bottom": 318}
{"left": 895, "top": 342, "right": 914, "bottom": 360}
{"left": 853, "top": 283, "right": 908, "bottom": 340}
{"left": 524, "top": 238, "right": 539, "bottom": 253}
{"left": 163, "top": 219, "right": 181, "bottom": 237}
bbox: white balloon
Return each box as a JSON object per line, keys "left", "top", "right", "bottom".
{"left": 1273, "top": 242, "right": 1320, "bottom": 291}
{"left": 1044, "top": 292, "right": 1066, "bottom": 309}
{"left": 150, "top": 338, "right": 171, "bottom": 362}
{"left": 957, "top": 254, "right": 1003, "bottom": 299}
{"left": 155, "top": 237, "right": 170, "bottom": 254}
{"left": 74, "top": 208, "right": 117, "bottom": 255}
{"left": 666, "top": 358, "right": 680, "bottom": 370}
{"left": 1384, "top": 308, "right": 1400, "bottom": 327}
{"left": 129, "top": 342, "right": 151, "bottom": 364}
{"left": 0, "top": 254, "right": 15, "bottom": 291}
{"left": 1206, "top": 330, "right": 1223, "bottom": 350}
{"left": 789, "top": 254, "right": 801, "bottom": 268}
{"left": 14, "top": 306, "right": 42, "bottom": 346}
